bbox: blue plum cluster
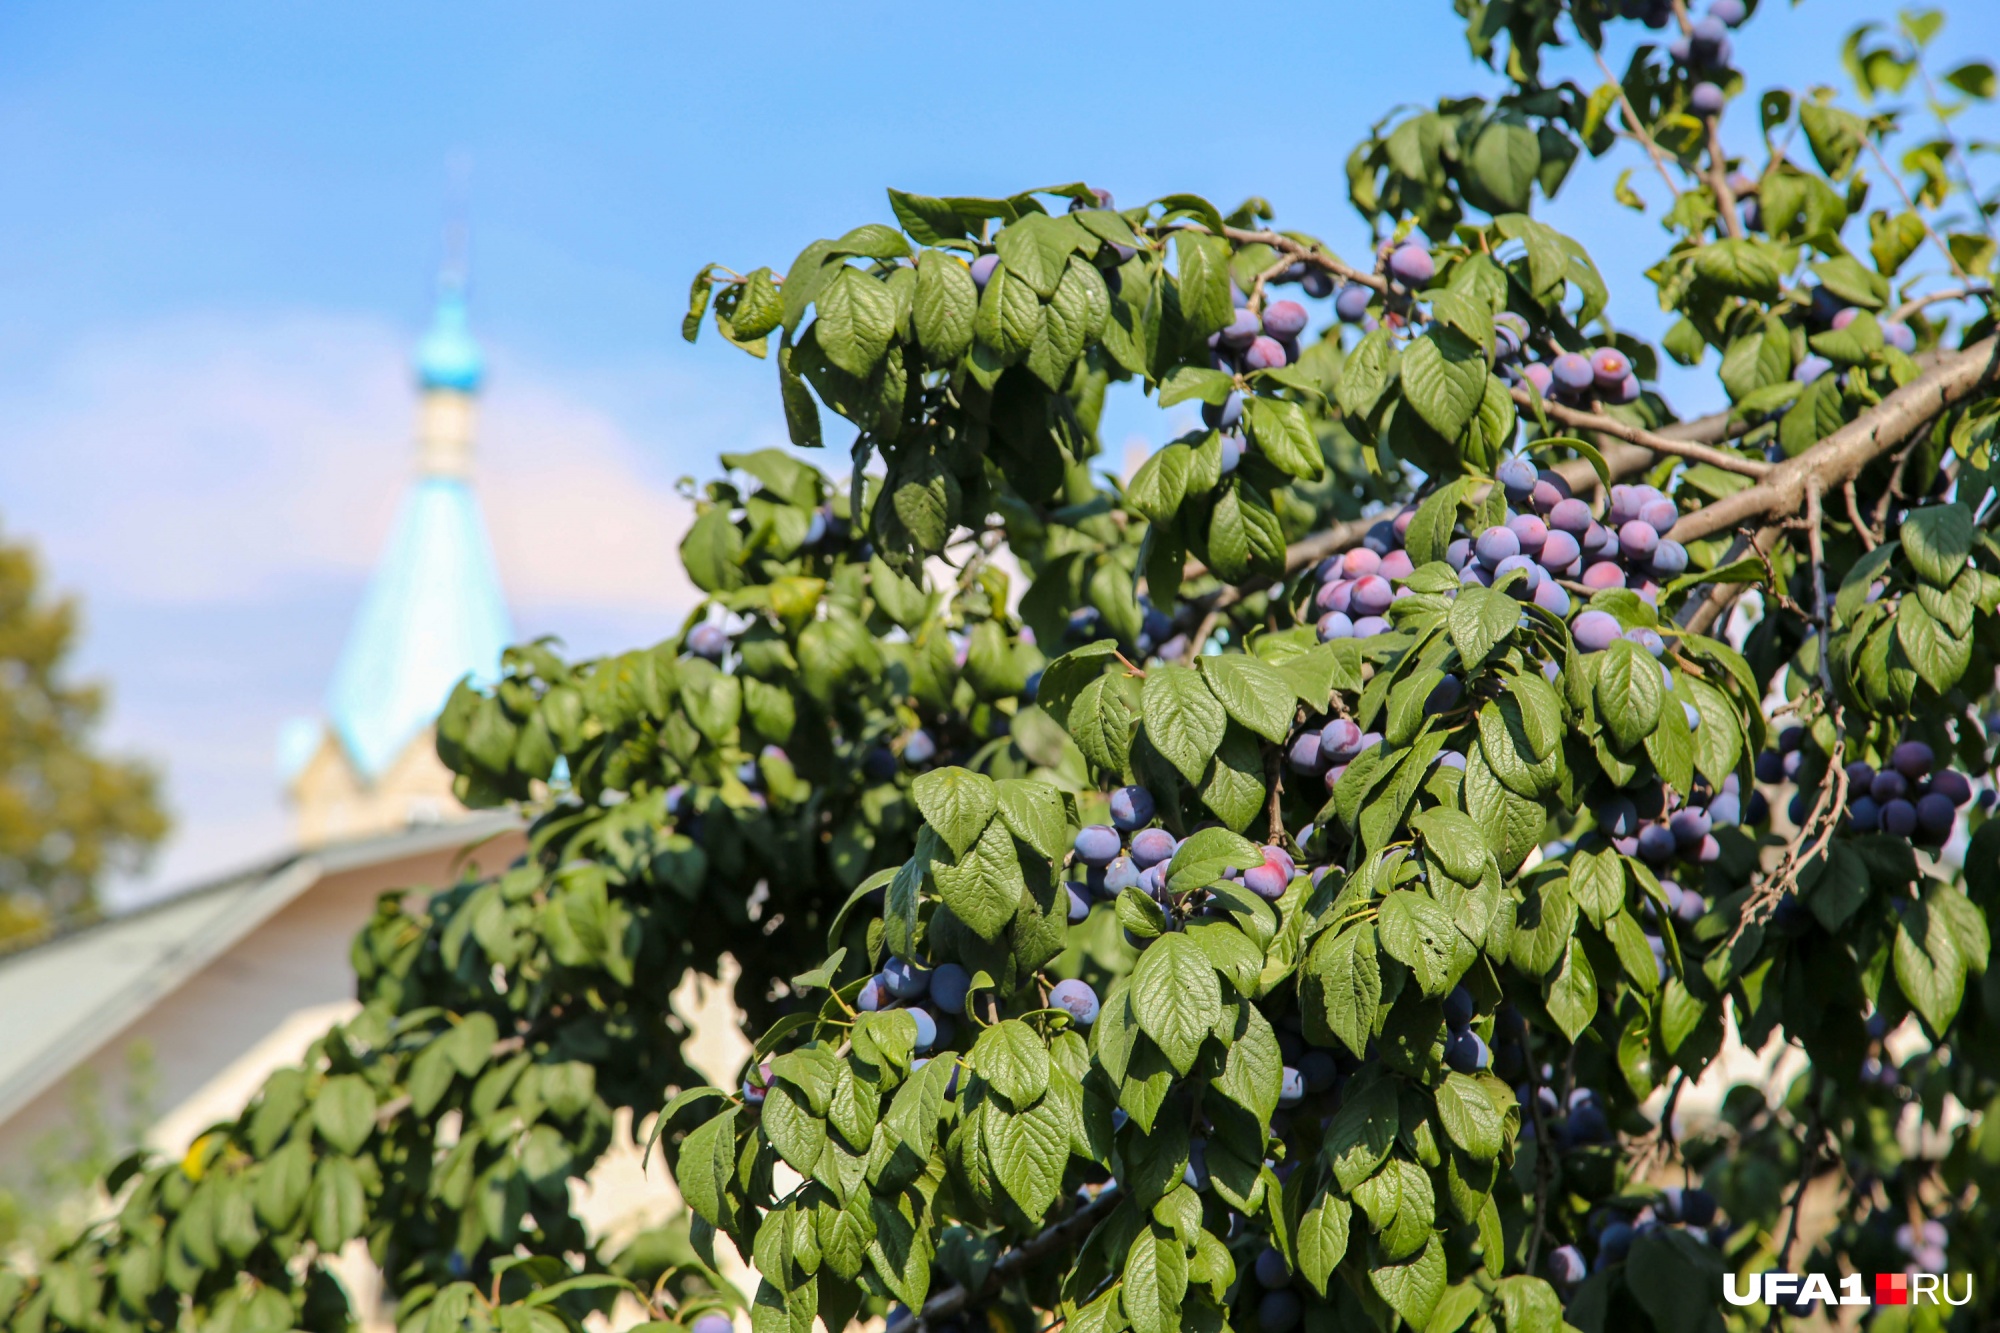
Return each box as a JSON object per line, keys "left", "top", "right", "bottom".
{"left": 1546, "top": 1183, "right": 1729, "bottom": 1288}
{"left": 1071, "top": 787, "right": 1301, "bottom": 916}
{"left": 1785, "top": 297, "right": 1919, "bottom": 400}
{"left": 1752, "top": 731, "right": 1991, "bottom": 848}
{"left": 1663, "top": 0, "right": 1745, "bottom": 76}
{"left": 1512, "top": 341, "right": 1644, "bottom": 407}
{"left": 1061, "top": 598, "right": 1184, "bottom": 661}
{"left": 1206, "top": 292, "right": 1313, "bottom": 379}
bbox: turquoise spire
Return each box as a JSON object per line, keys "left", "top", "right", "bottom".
{"left": 415, "top": 283, "right": 485, "bottom": 392}
{"left": 323, "top": 284, "right": 512, "bottom": 781}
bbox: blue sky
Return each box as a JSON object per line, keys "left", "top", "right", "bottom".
{"left": 0, "top": 1, "right": 1992, "bottom": 899}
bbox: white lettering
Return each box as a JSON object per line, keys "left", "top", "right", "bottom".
{"left": 1798, "top": 1274, "right": 1836, "bottom": 1305}
{"left": 1912, "top": 1273, "right": 1940, "bottom": 1304}
{"left": 1723, "top": 1273, "right": 1763, "bottom": 1306}
{"left": 1764, "top": 1273, "right": 1799, "bottom": 1303}
{"left": 1839, "top": 1273, "right": 1869, "bottom": 1305}
{"left": 1943, "top": 1275, "right": 1975, "bottom": 1307}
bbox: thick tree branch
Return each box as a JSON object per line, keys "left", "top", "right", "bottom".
{"left": 1667, "top": 337, "right": 2000, "bottom": 544}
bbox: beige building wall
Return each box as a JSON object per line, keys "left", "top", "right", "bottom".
{"left": 0, "top": 833, "right": 523, "bottom": 1168}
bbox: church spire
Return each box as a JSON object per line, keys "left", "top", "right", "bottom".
{"left": 282, "top": 237, "right": 514, "bottom": 845}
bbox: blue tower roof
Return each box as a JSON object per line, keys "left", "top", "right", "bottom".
{"left": 325, "top": 476, "right": 514, "bottom": 780}
{"left": 415, "top": 287, "right": 485, "bottom": 392}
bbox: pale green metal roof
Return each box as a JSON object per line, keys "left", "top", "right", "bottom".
{"left": 0, "top": 816, "right": 518, "bottom": 1135}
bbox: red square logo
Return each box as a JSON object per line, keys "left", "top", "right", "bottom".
{"left": 1877, "top": 1273, "right": 1908, "bottom": 1305}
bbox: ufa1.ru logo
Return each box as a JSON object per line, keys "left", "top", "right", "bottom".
{"left": 1723, "top": 1271, "right": 1974, "bottom": 1306}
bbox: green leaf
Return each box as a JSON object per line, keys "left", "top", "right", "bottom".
{"left": 1142, "top": 665, "right": 1229, "bottom": 786}
{"left": 1126, "top": 444, "right": 1192, "bottom": 526}
{"left": 1399, "top": 328, "right": 1488, "bottom": 443}
{"left": 984, "top": 1096, "right": 1069, "bottom": 1221}
{"left": 1123, "top": 1230, "right": 1189, "bottom": 1333}
{"left": 1625, "top": 1231, "right": 1725, "bottom": 1333}
{"left": 1305, "top": 925, "right": 1381, "bottom": 1059}
{"left": 994, "top": 780, "right": 1071, "bottom": 863}
{"left": 1028, "top": 259, "right": 1108, "bottom": 389}
{"left": 1294, "top": 1189, "right": 1352, "bottom": 1294}
{"left": 1068, "top": 674, "right": 1137, "bottom": 775}
{"left": 1166, "top": 826, "right": 1265, "bottom": 894}
{"left": 1594, "top": 640, "right": 1663, "bottom": 751}
{"left": 312, "top": 1075, "right": 376, "bottom": 1156}
{"left": 1130, "top": 933, "right": 1224, "bottom": 1074}
{"left": 1545, "top": 939, "right": 1597, "bottom": 1042}
{"left": 253, "top": 1138, "right": 313, "bottom": 1230}
{"left": 975, "top": 263, "right": 1044, "bottom": 358}
{"left": 1691, "top": 239, "right": 1783, "bottom": 300}
{"left": 1205, "top": 482, "right": 1287, "bottom": 581}
{"left": 309, "top": 1156, "right": 366, "bottom": 1252}
{"left": 1901, "top": 503, "right": 1974, "bottom": 586}
{"left": 888, "top": 190, "right": 970, "bottom": 245}
{"left": 1434, "top": 1074, "right": 1504, "bottom": 1160}
{"left": 815, "top": 267, "right": 897, "bottom": 377}
{"left": 1325, "top": 1072, "right": 1399, "bottom": 1191}
{"left": 932, "top": 818, "right": 1028, "bottom": 942}
{"left": 1243, "top": 397, "right": 1325, "bottom": 480}
{"left": 1567, "top": 848, "right": 1625, "bottom": 928}
{"left": 1471, "top": 117, "right": 1541, "bottom": 213}
{"left": 1403, "top": 480, "right": 1471, "bottom": 567}
{"left": 1159, "top": 366, "right": 1235, "bottom": 407}
{"left": 1173, "top": 231, "right": 1234, "bottom": 337}
{"left": 1809, "top": 308, "right": 1884, "bottom": 363}
{"left": 1377, "top": 892, "right": 1466, "bottom": 996}
{"left": 1369, "top": 1234, "right": 1446, "bottom": 1330}
{"left": 830, "top": 223, "right": 912, "bottom": 260}
{"left": 1447, "top": 586, "right": 1518, "bottom": 671}
{"left": 1895, "top": 892, "right": 1968, "bottom": 1034}
{"left": 1810, "top": 254, "right": 1889, "bottom": 309}
{"left": 994, "top": 213, "right": 1076, "bottom": 298}
{"left": 970, "top": 1019, "right": 1051, "bottom": 1110}
{"left": 732, "top": 268, "right": 785, "bottom": 340}
{"left": 1410, "top": 808, "right": 1485, "bottom": 884}
{"left": 1201, "top": 725, "right": 1268, "bottom": 832}
{"left": 1199, "top": 654, "right": 1297, "bottom": 743}
{"left": 1213, "top": 1001, "right": 1283, "bottom": 1122}
{"left": 913, "top": 250, "right": 978, "bottom": 361}
{"left": 1338, "top": 327, "right": 1399, "bottom": 421}
{"left": 1896, "top": 598, "right": 1971, "bottom": 693}
{"left": 911, "top": 768, "right": 998, "bottom": 858}
{"left": 1477, "top": 699, "right": 1557, "bottom": 798}
{"left": 676, "top": 1096, "right": 740, "bottom": 1224}
{"left": 1496, "top": 1276, "right": 1564, "bottom": 1333}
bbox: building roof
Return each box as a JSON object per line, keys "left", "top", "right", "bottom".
{"left": 0, "top": 814, "right": 518, "bottom": 1133}
{"left": 325, "top": 473, "right": 514, "bottom": 780}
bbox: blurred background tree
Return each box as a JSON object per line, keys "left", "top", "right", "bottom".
{"left": 0, "top": 522, "right": 168, "bottom": 947}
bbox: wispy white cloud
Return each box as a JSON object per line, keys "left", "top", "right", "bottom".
{"left": 0, "top": 308, "right": 763, "bottom": 896}
{"left": 0, "top": 309, "right": 723, "bottom": 618}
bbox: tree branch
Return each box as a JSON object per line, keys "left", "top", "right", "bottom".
{"left": 1512, "top": 388, "right": 1770, "bottom": 478}
{"left": 1667, "top": 336, "right": 2000, "bottom": 544}
{"left": 1891, "top": 285, "right": 1994, "bottom": 324}
{"left": 918, "top": 1186, "right": 1123, "bottom": 1325}
{"left": 1677, "top": 526, "right": 1779, "bottom": 634}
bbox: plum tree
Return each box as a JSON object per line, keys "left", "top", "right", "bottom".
{"left": 8, "top": 1, "right": 2000, "bottom": 1331}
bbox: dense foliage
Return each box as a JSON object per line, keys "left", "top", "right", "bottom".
{"left": 8, "top": 1, "right": 2000, "bottom": 1330}
{"left": 0, "top": 520, "right": 168, "bottom": 948}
